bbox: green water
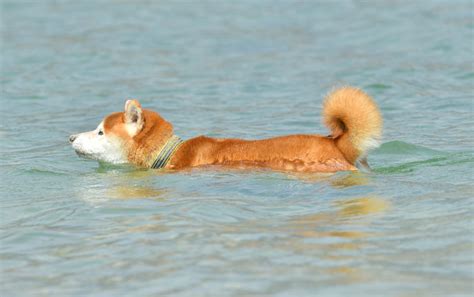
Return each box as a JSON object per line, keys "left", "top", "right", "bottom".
{"left": 1, "top": 1, "right": 473, "bottom": 296}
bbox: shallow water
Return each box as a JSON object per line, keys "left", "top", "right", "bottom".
{"left": 1, "top": 1, "right": 473, "bottom": 296}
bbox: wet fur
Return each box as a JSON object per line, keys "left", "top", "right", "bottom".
{"left": 70, "top": 86, "right": 383, "bottom": 173}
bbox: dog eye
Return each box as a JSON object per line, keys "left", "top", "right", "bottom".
{"left": 98, "top": 130, "right": 104, "bottom": 136}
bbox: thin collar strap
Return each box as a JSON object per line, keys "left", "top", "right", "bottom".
{"left": 151, "top": 135, "right": 183, "bottom": 169}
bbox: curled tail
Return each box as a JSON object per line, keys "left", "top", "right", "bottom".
{"left": 323, "top": 86, "right": 383, "bottom": 164}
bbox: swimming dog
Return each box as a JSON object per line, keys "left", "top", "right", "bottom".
{"left": 69, "top": 87, "right": 382, "bottom": 172}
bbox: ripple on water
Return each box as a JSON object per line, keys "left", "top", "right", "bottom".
{"left": 365, "top": 83, "right": 392, "bottom": 90}
{"left": 1, "top": 1, "right": 473, "bottom": 296}
{"left": 370, "top": 140, "right": 474, "bottom": 175}
{"left": 375, "top": 140, "right": 445, "bottom": 156}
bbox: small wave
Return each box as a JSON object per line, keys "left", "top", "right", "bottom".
{"left": 24, "top": 168, "right": 68, "bottom": 176}
{"left": 375, "top": 140, "right": 445, "bottom": 156}
{"left": 366, "top": 83, "right": 392, "bottom": 90}
{"left": 95, "top": 162, "right": 138, "bottom": 173}
{"left": 374, "top": 157, "right": 449, "bottom": 174}
{"left": 373, "top": 141, "right": 473, "bottom": 174}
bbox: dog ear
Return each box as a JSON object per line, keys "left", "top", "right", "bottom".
{"left": 124, "top": 99, "right": 144, "bottom": 136}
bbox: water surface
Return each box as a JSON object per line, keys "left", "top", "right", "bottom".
{"left": 1, "top": 1, "right": 473, "bottom": 296}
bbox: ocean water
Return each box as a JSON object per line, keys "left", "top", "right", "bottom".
{"left": 1, "top": 1, "right": 473, "bottom": 296}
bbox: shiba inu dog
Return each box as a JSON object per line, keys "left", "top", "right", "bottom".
{"left": 69, "top": 87, "right": 382, "bottom": 172}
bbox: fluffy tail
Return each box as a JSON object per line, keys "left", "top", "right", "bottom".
{"left": 323, "top": 86, "right": 383, "bottom": 164}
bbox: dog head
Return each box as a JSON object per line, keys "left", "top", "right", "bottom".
{"left": 70, "top": 100, "right": 173, "bottom": 166}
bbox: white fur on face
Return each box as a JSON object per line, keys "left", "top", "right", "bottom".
{"left": 71, "top": 121, "right": 127, "bottom": 164}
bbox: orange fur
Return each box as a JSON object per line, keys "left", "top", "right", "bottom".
{"left": 323, "top": 87, "right": 383, "bottom": 164}
{"left": 104, "top": 86, "right": 383, "bottom": 172}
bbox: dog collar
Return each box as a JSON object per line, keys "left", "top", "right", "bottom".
{"left": 151, "top": 135, "right": 183, "bottom": 169}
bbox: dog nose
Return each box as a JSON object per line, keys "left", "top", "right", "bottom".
{"left": 69, "top": 134, "right": 77, "bottom": 143}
